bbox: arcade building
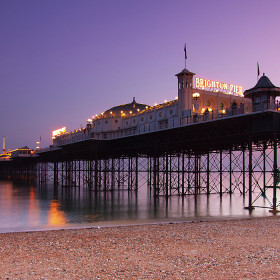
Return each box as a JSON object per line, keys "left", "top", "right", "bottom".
{"left": 51, "top": 67, "right": 280, "bottom": 147}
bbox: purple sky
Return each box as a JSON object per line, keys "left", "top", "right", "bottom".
{"left": 1, "top": 0, "right": 280, "bottom": 150}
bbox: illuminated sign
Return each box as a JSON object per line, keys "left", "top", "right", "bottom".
{"left": 195, "top": 77, "right": 243, "bottom": 96}
{"left": 52, "top": 127, "right": 66, "bottom": 138}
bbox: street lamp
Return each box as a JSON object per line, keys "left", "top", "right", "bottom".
{"left": 192, "top": 92, "right": 200, "bottom": 113}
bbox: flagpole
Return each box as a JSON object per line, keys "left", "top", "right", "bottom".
{"left": 257, "top": 62, "right": 260, "bottom": 82}
{"left": 184, "top": 43, "right": 187, "bottom": 69}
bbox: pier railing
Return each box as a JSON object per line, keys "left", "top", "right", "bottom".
{"left": 182, "top": 100, "right": 280, "bottom": 126}
{"left": 39, "top": 99, "right": 280, "bottom": 149}
{"left": 117, "top": 99, "right": 280, "bottom": 138}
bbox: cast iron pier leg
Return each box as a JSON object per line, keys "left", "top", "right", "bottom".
{"left": 245, "top": 141, "right": 254, "bottom": 210}
{"left": 220, "top": 150, "right": 223, "bottom": 195}
{"left": 270, "top": 139, "right": 279, "bottom": 213}
{"left": 181, "top": 152, "right": 185, "bottom": 196}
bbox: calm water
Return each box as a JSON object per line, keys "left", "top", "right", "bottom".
{"left": 0, "top": 180, "right": 275, "bottom": 233}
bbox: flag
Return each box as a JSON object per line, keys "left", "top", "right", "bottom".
{"left": 184, "top": 43, "right": 187, "bottom": 60}
{"left": 257, "top": 62, "right": 260, "bottom": 77}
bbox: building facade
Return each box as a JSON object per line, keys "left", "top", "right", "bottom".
{"left": 51, "top": 67, "right": 278, "bottom": 148}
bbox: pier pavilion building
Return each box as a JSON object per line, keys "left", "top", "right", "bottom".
{"left": 4, "top": 64, "right": 280, "bottom": 211}
{"left": 50, "top": 68, "right": 278, "bottom": 147}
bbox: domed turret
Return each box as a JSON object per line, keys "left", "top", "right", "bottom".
{"left": 103, "top": 98, "right": 150, "bottom": 118}
{"left": 244, "top": 74, "right": 280, "bottom": 99}
{"left": 244, "top": 74, "right": 280, "bottom": 111}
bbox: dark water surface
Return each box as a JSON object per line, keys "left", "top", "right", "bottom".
{"left": 0, "top": 180, "right": 275, "bottom": 233}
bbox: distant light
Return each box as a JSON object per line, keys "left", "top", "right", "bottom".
{"left": 164, "top": 100, "right": 167, "bottom": 103}
{"left": 137, "top": 108, "right": 140, "bottom": 112}
{"left": 52, "top": 127, "right": 66, "bottom": 138}
{"left": 175, "top": 96, "right": 178, "bottom": 100}
{"left": 121, "top": 111, "right": 123, "bottom": 113}
{"left": 154, "top": 103, "right": 158, "bottom": 106}
{"left": 201, "top": 108, "right": 205, "bottom": 113}
{"left": 130, "top": 111, "right": 132, "bottom": 114}
{"left": 145, "top": 106, "right": 148, "bottom": 109}
{"left": 208, "top": 108, "right": 213, "bottom": 112}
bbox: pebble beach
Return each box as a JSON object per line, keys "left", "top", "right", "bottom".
{"left": 0, "top": 216, "right": 279, "bottom": 279}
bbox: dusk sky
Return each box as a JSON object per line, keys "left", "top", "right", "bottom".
{"left": 1, "top": 0, "right": 280, "bottom": 150}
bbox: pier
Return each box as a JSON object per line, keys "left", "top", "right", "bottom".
{"left": 34, "top": 105, "right": 280, "bottom": 211}
{"left": 1, "top": 68, "right": 280, "bottom": 212}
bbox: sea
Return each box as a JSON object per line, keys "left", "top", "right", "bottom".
{"left": 0, "top": 178, "right": 276, "bottom": 233}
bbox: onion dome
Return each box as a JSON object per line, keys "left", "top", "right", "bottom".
{"left": 103, "top": 97, "right": 150, "bottom": 118}
{"left": 244, "top": 74, "right": 280, "bottom": 99}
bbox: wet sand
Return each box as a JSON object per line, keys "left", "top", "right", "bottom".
{"left": 0, "top": 216, "right": 279, "bottom": 279}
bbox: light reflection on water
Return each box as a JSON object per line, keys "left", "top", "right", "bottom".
{"left": 0, "top": 180, "right": 275, "bottom": 233}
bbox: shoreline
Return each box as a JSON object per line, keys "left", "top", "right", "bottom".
{"left": 0, "top": 213, "right": 273, "bottom": 234}
{"left": 1, "top": 216, "right": 279, "bottom": 279}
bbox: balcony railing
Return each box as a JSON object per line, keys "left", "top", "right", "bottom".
{"left": 182, "top": 100, "right": 280, "bottom": 126}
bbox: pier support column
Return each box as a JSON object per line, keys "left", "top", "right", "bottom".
{"left": 111, "top": 158, "right": 115, "bottom": 191}
{"left": 165, "top": 153, "right": 169, "bottom": 198}
{"left": 54, "top": 162, "right": 58, "bottom": 186}
{"left": 243, "top": 147, "right": 246, "bottom": 195}
{"left": 177, "top": 154, "right": 180, "bottom": 195}
{"left": 206, "top": 152, "right": 210, "bottom": 195}
{"left": 181, "top": 152, "right": 185, "bottom": 196}
{"left": 245, "top": 141, "right": 254, "bottom": 210}
{"left": 220, "top": 150, "right": 223, "bottom": 195}
{"left": 270, "top": 139, "right": 279, "bottom": 213}
{"left": 194, "top": 153, "right": 199, "bottom": 195}
{"left": 263, "top": 143, "right": 266, "bottom": 195}
{"left": 153, "top": 156, "right": 157, "bottom": 197}
{"left": 229, "top": 149, "right": 232, "bottom": 194}
{"left": 135, "top": 155, "right": 138, "bottom": 190}
{"left": 94, "top": 159, "right": 98, "bottom": 191}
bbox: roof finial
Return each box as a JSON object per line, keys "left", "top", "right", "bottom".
{"left": 133, "top": 97, "right": 135, "bottom": 103}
